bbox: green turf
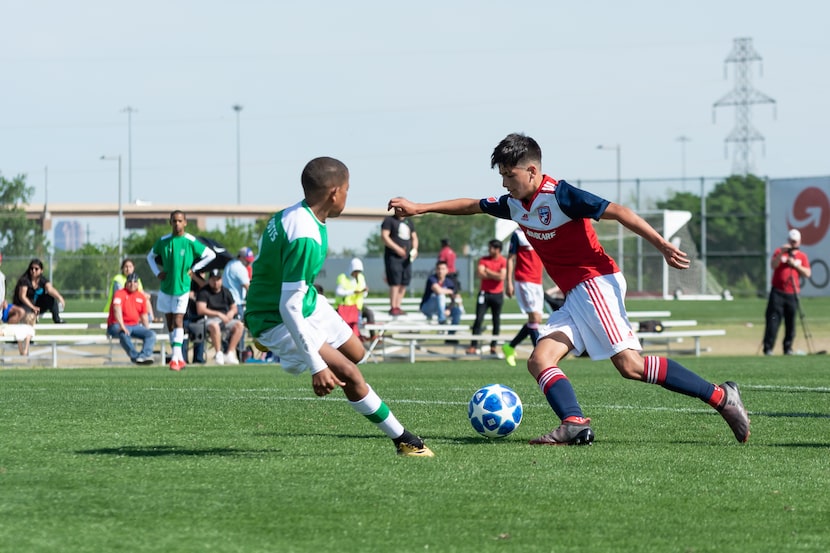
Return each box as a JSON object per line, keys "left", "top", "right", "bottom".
{"left": 1, "top": 358, "right": 828, "bottom": 552}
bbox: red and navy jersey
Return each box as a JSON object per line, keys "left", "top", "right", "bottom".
{"left": 480, "top": 175, "right": 619, "bottom": 293}
{"left": 508, "top": 229, "right": 543, "bottom": 285}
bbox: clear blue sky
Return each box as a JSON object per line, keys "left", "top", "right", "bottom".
{"left": 2, "top": 1, "right": 827, "bottom": 252}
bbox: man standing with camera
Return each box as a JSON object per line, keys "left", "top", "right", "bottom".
{"left": 763, "top": 228, "right": 811, "bottom": 355}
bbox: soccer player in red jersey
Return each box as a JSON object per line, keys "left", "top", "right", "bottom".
{"left": 388, "top": 133, "right": 749, "bottom": 445}
{"left": 502, "top": 228, "right": 546, "bottom": 367}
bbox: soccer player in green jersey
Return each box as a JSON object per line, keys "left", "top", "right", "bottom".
{"left": 147, "top": 210, "right": 216, "bottom": 371}
{"left": 245, "top": 157, "right": 433, "bottom": 457}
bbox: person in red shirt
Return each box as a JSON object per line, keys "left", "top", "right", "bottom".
{"left": 467, "top": 239, "right": 507, "bottom": 356}
{"left": 762, "top": 228, "right": 811, "bottom": 355}
{"left": 106, "top": 273, "right": 156, "bottom": 364}
{"left": 388, "top": 132, "right": 749, "bottom": 446}
{"left": 502, "top": 228, "right": 546, "bottom": 367}
{"left": 437, "top": 238, "right": 458, "bottom": 285}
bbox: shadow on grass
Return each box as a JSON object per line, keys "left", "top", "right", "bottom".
{"left": 752, "top": 411, "right": 830, "bottom": 419}
{"left": 252, "top": 431, "right": 378, "bottom": 439}
{"left": 253, "top": 430, "right": 486, "bottom": 445}
{"left": 76, "top": 445, "right": 282, "bottom": 457}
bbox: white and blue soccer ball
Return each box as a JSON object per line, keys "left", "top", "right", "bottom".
{"left": 468, "top": 384, "right": 523, "bottom": 439}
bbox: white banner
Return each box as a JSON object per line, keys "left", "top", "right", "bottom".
{"left": 768, "top": 177, "right": 830, "bottom": 297}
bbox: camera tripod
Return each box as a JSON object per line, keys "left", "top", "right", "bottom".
{"left": 790, "top": 275, "right": 827, "bottom": 356}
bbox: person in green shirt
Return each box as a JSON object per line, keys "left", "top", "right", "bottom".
{"left": 245, "top": 156, "right": 433, "bottom": 457}
{"left": 147, "top": 210, "right": 216, "bottom": 371}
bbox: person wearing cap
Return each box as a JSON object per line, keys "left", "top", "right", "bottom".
{"left": 224, "top": 247, "right": 254, "bottom": 315}
{"left": 104, "top": 258, "right": 154, "bottom": 321}
{"left": 196, "top": 268, "right": 243, "bottom": 365}
{"left": 762, "top": 228, "right": 811, "bottom": 355}
{"left": 106, "top": 272, "right": 156, "bottom": 364}
{"left": 334, "top": 257, "right": 375, "bottom": 339}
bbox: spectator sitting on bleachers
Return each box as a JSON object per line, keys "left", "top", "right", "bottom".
{"left": 106, "top": 273, "right": 156, "bottom": 364}
{"left": 196, "top": 268, "right": 243, "bottom": 365}
{"left": 104, "top": 258, "right": 155, "bottom": 321}
{"left": 420, "top": 260, "right": 462, "bottom": 325}
{"left": 13, "top": 258, "right": 67, "bottom": 324}
{"left": 0, "top": 251, "right": 26, "bottom": 327}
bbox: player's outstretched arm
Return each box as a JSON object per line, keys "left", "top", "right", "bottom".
{"left": 387, "top": 197, "right": 483, "bottom": 217}
{"left": 602, "top": 203, "right": 690, "bottom": 270}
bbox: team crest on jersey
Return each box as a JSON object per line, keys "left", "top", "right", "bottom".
{"left": 485, "top": 196, "right": 499, "bottom": 204}
{"left": 538, "top": 205, "right": 551, "bottom": 225}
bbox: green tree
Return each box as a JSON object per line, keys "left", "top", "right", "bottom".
{"left": 53, "top": 243, "right": 114, "bottom": 301}
{"left": 657, "top": 174, "right": 766, "bottom": 294}
{"left": 0, "top": 172, "right": 47, "bottom": 257}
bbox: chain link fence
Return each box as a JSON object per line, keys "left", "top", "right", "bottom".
{"left": 6, "top": 174, "right": 778, "bottom": 302}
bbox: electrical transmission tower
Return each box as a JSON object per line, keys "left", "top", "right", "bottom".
{"left": 713, "top": 37, "right": 776, "bottom": 175}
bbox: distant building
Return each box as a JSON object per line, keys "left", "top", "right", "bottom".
{"left": 54, "top": 220, "right": 85, "bottom": 251}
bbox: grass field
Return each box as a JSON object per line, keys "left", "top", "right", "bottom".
{"left": 1, "top": 356, "right": 828, "bottom": 552}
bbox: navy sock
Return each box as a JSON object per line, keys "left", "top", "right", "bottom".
{"left": 536, "top": 367, "right": 584, "bottom": 420}
{"left": 529, "top": 326, "right": 540, "bottom": 346}
{"left": 642, "top": 356, "right": 716, "bottom": 402}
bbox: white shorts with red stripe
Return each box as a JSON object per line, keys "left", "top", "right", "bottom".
{"left": 539, "top": 272, "right": 641, "bottom": 360}
{"left": 515, "top": 280, "right": 545, "bottom": 314}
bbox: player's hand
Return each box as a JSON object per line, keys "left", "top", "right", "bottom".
{"left": 662, "top": 244, "right": 690, "bottom": 270}
{"left": 311, "top": 368, "right": 345, "bottom": 397}
{"left": 388, "top": 197, "right": 417, "bottom": 217}
{"left": 158, "top": 271, "right": 166, "bottom": 281}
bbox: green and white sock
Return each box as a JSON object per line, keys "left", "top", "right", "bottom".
{"left": 349, "top": 385, "right": 405, "bottom": 439}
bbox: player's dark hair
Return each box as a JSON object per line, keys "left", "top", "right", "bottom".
{"left": 301, "top": 157, "right": 349, "bottom": 200}
{"left": 490, "top": 133, "right": 542, "bottom": 169}
{"left": 169, "top": 210, "right": 186, "bottom": 222}
{"left": 488, "top": 239, "right": 503, "bottom": 251}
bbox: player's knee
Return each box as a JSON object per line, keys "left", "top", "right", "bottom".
{"left": 612, "top": 357, "right": 643, "bottom": 380}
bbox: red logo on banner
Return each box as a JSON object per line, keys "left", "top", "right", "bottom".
{"left": 788, "top": 187, "right": 830, "bottom": 246}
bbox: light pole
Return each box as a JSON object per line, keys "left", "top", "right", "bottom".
{"left": 597, "top": 144, "right": 623, "bottom": 272}
{"left": 677, "top": 135, "right": 691, "bottom": 188}
{"left": 232, "top": 104, "right": 243, "bottom": 204}
{"left": 100, "top": 155, "right": 123, "bottom": 260}
{"left": 121, "top": 106, "right": 137, "bottom": 203}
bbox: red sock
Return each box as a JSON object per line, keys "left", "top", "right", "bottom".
{"left": 708, "top": 385, "right": 725, "bottom": 409}
{"left": 642, "top": 356, "right": 667, "bottom": 385}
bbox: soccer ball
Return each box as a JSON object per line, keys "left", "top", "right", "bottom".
{"left": 468, "top": 384, "right": 523, "bottom": 439}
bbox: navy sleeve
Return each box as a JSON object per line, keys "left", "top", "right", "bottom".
{"left": 479, "top": 195, "right": 512, "bottom": 220}
{"left": 555, "top": 180, "right": 610, "bottom": 221}
{"left": 508, "top": 232, "right": 519, "bottom": 255}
